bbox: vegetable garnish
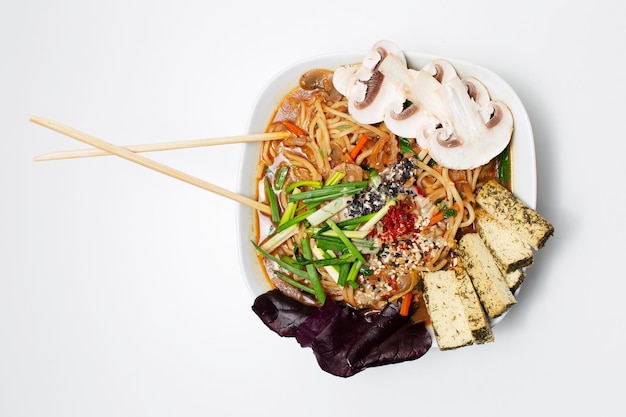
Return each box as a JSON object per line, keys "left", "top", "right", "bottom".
{"left": 313, "top": 235, "right": 377, "bottom": 253}
{"left": 274, "top": 166, "right": 289, "bottom": 190}
{"left": 325, "top": 219, "right": 367, "bottom": 264}
{"left": 358, "top": 199, "right": 397, "bottom": 234}
{"left": 264, "top": 177, "right": 281, "bottom": 223}
{"left": 345, "top": 260, "right": 361, "bottom": 288}
{"left": 252, "top": 240, "right": 312, "bottom": 280}
{"left": 427, "top": 204, "right": 460, "bottom": 227}
{"left": 277, "top": 188, "right": 300, "bottom": 227}
{"left": 275, "top": 208, "right": 316, "bottom": 234}
{"left": 259, "top": 224, "right": 299, "bottom": 253}
{"left": 498, "top": 145, "right": 511, "bottom": 188}
{"left": 281, "top": 120, "right": 308, "bottom": 136}
{"left": 273, "top": 271, "right": 316, "bottom": 295}
{"left": 399, "top": 292, "right": 413, "bottom": 316}
{"left": 306, "top": 196, "right": 352, "bottom": 227}
{"left": 286, "top": 180, "right": 322, "bottom": 193}
{"left": 310, "top": 242, "right": 341, "bottom": 283}
{"left": 325, "top": 171, "right": 346, "bottom": 186}
{"left": 349, "top": 134, "right": 369, "bottom": 160}
{"left": 287, "top": 180, "right": 368, "bottom": 207}
{"left": 399, "top": 137, "right": 416, "bottom": 155}
{"left": 300, "top": 237, "right": 326, "bottom": 304}
{"left": 254, "top": 175, "right": 394, "bottom": 302}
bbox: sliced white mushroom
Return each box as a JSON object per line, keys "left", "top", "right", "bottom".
{"left": 334, "top": 40, "right": 514, "bottom": 169}
{"left": 425, "top": 99, "right": 513, "bottom": 169}
{"left": 332, "top": 40, "right": 406, "bottom": 125}
{"left": 423, "top": 59, "right": 459, "bottom": 84}
{"left": 383, "top": 69, "right": 440, "bottom": 139}
{"left": 463, "top": 76, "right": 494, "bottom": 123}
{"left": 377, "top": 50, "right": 514, "bottom": 170}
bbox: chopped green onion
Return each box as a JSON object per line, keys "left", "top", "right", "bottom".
{"left": 306, "top": 195, "right": 352, "bottom": 227}
{"left": 358, "top": 199, "right": 397, "bottom": 233}
{"left": 288, "top": 180, "right": 368, "bottom": 203}
{"left": 359, "top": 264, "right": 373, "bottom": 276}
{"left": 310, "top": 243, "right": 340, "bottom": 282}
{"left": 275, "top": 207, "right": 316, "bottom": 234}
{"left": 325, "top": 219, "right": 366, "bottom": 264}
{"left": 274, "top": 166, "right": 289, "bottom": 190}
{"left": 252, "top": 240, "right": 310, "bottom": 280}
{"left": 264, "top": 177, "right": 281, "bottom": 223}
{"left": 325, "top": 171, "right": 346, "bottom": 186}
{"left": 300, "top": 237, "right": 326, "bottom": 304}
{"left": 315, "top": 212, "right": 376, "bottom": 234}
{"left": 288, "top": 253, "right": 356, "bottom": 268}
{"left": 280, "top": 255, "right": 298, "bottom": 267}
{"left": 337, "top": 262, "right": 351, "bottom": 286}
{"left": 368, "top": 168, "right": 382, "bottom": 189}
{"left": 278, "top": 202, "right": 297, "bottom": 227}
{"left": 498, "top": 145, "right": 511, "bottom": 187}
{"left": 309, "top": 255, "right": 356, "bottom": 267}
{"left": 312, "top": 235, "right": 349, "bottom": 252}
{"left": 299, "top": 189, "right": 362, "bottom": 208}
{"left": 273, "top": 270, "right": 315, "bottom": 295}
{"left": 399, "top": 137, "right": 416, "bottom": 155}
{"left": 314, "top": 235, "right": 378, "bottom": 253}
{"left": 346, "top": 260, "right": 362, "bottom": 283}
{"left": 260, "top": 223, "right": 299, "bottom": 253}
{"left": 319, "top": 228, "right": 369, "bottom": 239}
{"left": 443, "top": 208, "right": 458, "bottom": 219}
{"left": 285, "top": 180, "right": 322, "bottom": 193}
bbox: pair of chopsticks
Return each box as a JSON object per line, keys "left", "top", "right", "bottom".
{"left": 30, "top": 116, "right": 289, "bottom": 215}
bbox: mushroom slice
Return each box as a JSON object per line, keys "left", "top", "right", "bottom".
{"left": 463, "top": 76, "right": 494, "bottom": 123}
{"left": 378, "top": 52, "right": 514, "bottom": 170}
{"left": 426, "top": 99, "right": 513, "bottom": 170}
{"left": 300, "top": 68, "right": 343, "bottom": 101}
{"left": 383, "top": 68, "right": 440, "bottom": 140}
{"left": 428, "top": 73, "right": 513, "bottom": 169}
{"left": 332, "top": 40, "right": 406, "bottom": 124}
{"left": 423, "top": 59, "right": 459, "bottom": 84}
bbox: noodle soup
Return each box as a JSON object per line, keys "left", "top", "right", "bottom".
{"left": 251, "top": 69, "right": 509, "bottom": 319}
{"left": 237, "top": 50, "right": 535, "bottom": 328}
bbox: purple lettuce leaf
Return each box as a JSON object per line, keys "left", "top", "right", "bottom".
{"left": 251, "top": 289, "right": 316, "bottom": 337}
{"left": 251, "top": 289, "right": 432, "bottom": 377}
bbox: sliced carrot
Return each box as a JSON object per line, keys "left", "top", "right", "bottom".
{"left": 349, "top": 134, "right": 369, "bottom": 160}
{"left": 400, "top": 292, "right": 413, "bottom": 316}
{"left": 427, "top": 204, "right": 460, "bottom": 227}
{"left": 281, "top": 120, "right": 308, "bottom": 137}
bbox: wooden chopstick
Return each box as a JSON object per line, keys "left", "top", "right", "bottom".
{"left": 30, "top": 116, "right": 272, "bottom": 215}
{"left": 33, "top": 131, "right": 291, "bottom": 161}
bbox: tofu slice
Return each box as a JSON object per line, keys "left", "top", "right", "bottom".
{"left": 476, "top": 209, "right": 534, "bottom": 273}
{"left": 459, "top": 233, "right": 517, "bottom": 318}
{"left": 505, "top": 268, "right": 525, "bottom": 293}
{"left": 456, "top": 270, "right": 494, "bottom": 344}
{"left": 422, "top": 270, "right": 474, "bottom": 350}
{"left": 476, "top": 180, "right": 554, "bottom": 250}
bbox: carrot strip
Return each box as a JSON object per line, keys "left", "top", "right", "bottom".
{"left": 400, "top": 292, "right": 413, "bottom": 316}
{"left": 281, "top": 120, "right": 308, "bottom": 137}
{"left": 427, "top": 204, "right": 460, "bottom": 227}
{"left": 349, "top": 134, "right": 369, "bottom": 160}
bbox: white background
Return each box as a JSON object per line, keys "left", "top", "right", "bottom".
{"left": 2, "top": 1, "right": 624, "bottom": 416}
